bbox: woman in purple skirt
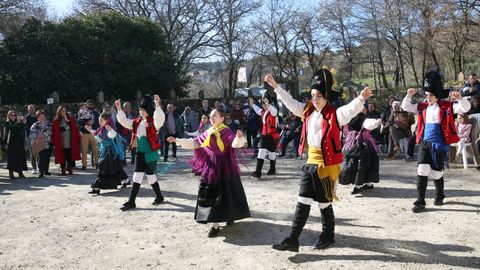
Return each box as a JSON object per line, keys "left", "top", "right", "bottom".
{"left": 167, "top": 108, "right": 250, "bottom": 238}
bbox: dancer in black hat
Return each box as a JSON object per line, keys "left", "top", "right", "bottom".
{"left": 268, "top": 68, "right": 373, "bottom": 252}
{"left": 250, "top": 84, "right": 280, "bottom": 179}
{"left": 115, "top": 95, "right": 166, "bottom": 211}
{"left": 401, "top": 70, "right": 471, "bottom": 213}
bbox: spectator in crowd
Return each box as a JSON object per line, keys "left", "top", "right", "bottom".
{"left": 3, "top": 110, "right": 28, "bottom": 179}
{"left": 199, "top": 100, "right": 211, "bottom": 122}
{"left": 230, "top": 100, "right": 245, "bottom": 129}
{"left": 386, "top": 101, "right": 416, "bottom": 160}
{"left": 226, "top": 113, "right": 240, "bottom": 133}
{"left": 25, "top": 104, "right": 38, "bottom": 174}
{"left": 214, "top": 100, "right": 224, "bottom": 111}
{"left": 86, "top": 100, "right": 100, "bottom": 130}
{"left": 366, "top": 101, "right": 383, "bottom": 144}
{"left": 120, "top": 102, "right": 137, "bottom": 165}
{"left": 468, "top": 96, "right": 480, "bottom": 115}
{"left": 461, "top": 73, "right": 480, "bottom": 98}
{"left": 29, "top": 110, "right": 53, "bottom": 177}
{"left": 102, "top": 102, "right": 117, "bottom": 125}
{"left": 162, "top": 103, "right": 182, "bottom": 162}
{"left": 381, "top": 96, "right": 397, "bottom": 152}
{"left": 198, "top": 114, "right": 211, "bottom": 133}
{"left": 77, "top": 103, "right": 90, "bottom": 119}
{"left": 78, "top": 108, "right": 98, "bottom": 170}
{"left": 180, "top": 106, "right": 199, "bottom": 135}
{"left": 245, "top": 98, "right": 261, "bottom": 148}
{"left": 52, "top": 106, "right": 81, "bottom": 175}
{"left": 455, "top": 113, "right": 472, "bottom": 159}
{"left": 278, "top": 112, "right": 302, "bottom": 158}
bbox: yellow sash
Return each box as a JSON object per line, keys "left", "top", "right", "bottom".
{"left": 307, "top": 146, "right": 341, "bottom": 201}
{"left": 200, "top": 123, "right": 228, "bottom": 152}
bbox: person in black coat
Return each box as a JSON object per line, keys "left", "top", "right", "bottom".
{"left": 3, "top": 110, "right": 28, "bottom": 179}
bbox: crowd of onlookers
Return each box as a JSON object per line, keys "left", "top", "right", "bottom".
{"left": 1, "top": 72, "right": 479, "bottom": 179}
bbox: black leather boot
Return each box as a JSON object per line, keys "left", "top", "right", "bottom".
{"left": 433, "top": 177, "right": 445, "bottom": 205}
{"left": 9, "top": 170, "right": 16, "bottom": 180}
{"left": 151, "top": 181, "right": 164, "bottom": 205}
{"left": 251, "top": 158, "right": 264, "bottom": 179}
{"left": 412, "top": 176, "right": 428, "bottom": 213}
{"left": 272, "top": 203, "right": 311, "bottom": 252}
{"left": 267, "top": 160, "right": 276, "bottom": 175}
{"left": 121, "top": 182, "right": 140, "bottom": 211}
{"left": 314, "top": 205, "right": 335, "bottom": 249}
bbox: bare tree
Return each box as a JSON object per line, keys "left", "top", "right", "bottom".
{"left": 0, "top": 0, "right": 47, "bottom": 35}
{"left": 78, "top": 0, "right": 219, "bottom": 80}
{"left": 210, "top": 0, "right": 260, "bottom": 98}
{"left": 318, "top": 0, "right": 358, "bottom": 83}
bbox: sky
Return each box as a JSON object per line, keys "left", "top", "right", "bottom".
{"left": 45, "top": 0, "right": 75, "bottom": 17}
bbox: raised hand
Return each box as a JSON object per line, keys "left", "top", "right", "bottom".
{"left": 360, "top": 86, "right": 373, "bottom": 100}
{"left": 264, "top": 74, "right": 279, "bottom": 89}
{"left": 114, "top": 99, "right": 122, "bottom": 111}
{"left": 407, "top": 88, "right": 417, "bottom": 97}
{"left": 154, "top": 94, "right": 161, "bottom": 107}
{"left": 450, "top": 91, "right": 462, "bottom": 101}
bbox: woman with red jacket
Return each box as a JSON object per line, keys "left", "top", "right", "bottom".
{"left": 51, "top": 106, "right": 81, "bottom": 175}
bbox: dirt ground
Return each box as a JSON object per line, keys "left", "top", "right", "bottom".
{"left": 1, "top": 149, "right": 479, "bottom": 270}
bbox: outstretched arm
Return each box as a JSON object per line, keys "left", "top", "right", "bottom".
{"left": 401, "top": 88, "right": 419, "bottom": 113}
{"left": 115, "top": 99, "right": 133, "bottom": 130}
{"left": 336, "top": 87, "right": 372, "bottom": 126}
{"left": 265, "top": 74, "right": 305, "bottom": 117}
{"left": 168, "top": 137, "right": 199, "bottom": 149}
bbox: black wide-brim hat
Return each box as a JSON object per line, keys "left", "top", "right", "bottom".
{"left": 423, "top": 70, "right": 449, "bottom": 99}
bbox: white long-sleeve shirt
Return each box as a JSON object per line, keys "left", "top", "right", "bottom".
{"left": 274, "top": 86, "right": 365, "bottom": 147}
{"left": 176, "top": 135, "right": 246, "bottom": 149}
{"left": 116, "top": 108, "right": 165, "bottom": 137}
{"left": 401, "top": 96, "right": 471, "bottom": 124}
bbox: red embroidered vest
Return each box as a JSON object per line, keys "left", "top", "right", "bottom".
{"left": 298, "top": 102, "right": 343, "bottom": 166}
{"left": 261, "top": 110, "right": 278, "bottom": 136}
{"left": 131, "top": 117, "right": 161, "bottom": 151}
{"left": 415, "top": 101, "right": 459, "bottom": 145}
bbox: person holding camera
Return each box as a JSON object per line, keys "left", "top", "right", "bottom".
{"left": 3, "top": 110, "right": 28, "bottom": 179}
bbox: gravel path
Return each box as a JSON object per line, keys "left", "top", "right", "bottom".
{"left": 1, "top": 150, "right": 479, "bottom": 269}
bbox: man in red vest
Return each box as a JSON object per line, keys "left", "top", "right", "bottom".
{"left": 250, "top": 86, "right": 280, "bottom": 179}
{"left": 266, "top": 68, "right": 373, "bottom": 252}
{"left": 115, "top": 95, "right": 166, "bottom": 211}
{"left": 402, "top": 70, "right": 471, "bottom": 213}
